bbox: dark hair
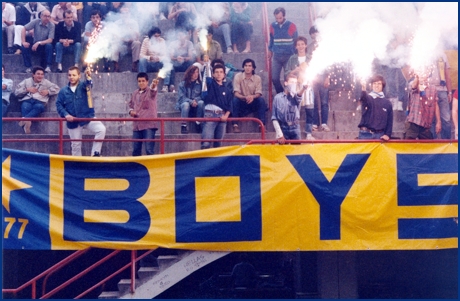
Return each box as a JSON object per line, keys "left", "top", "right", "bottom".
{"left": 295, "top": 36, "right": 308, "bottom": 47}
{"left": 212, "top": 64, "right": 226, "bottom": 75}
{"left": 137, "top": 72, "right": 148, "bottom": 81}
{"left": 64, "top": 9, "right": 73, "bottom": 17}
{"left": 68, "top": 66, "right": 80, "bottom": 74}
{"left": 211, "top": 58, "right": 225, "bottom": 69}
{"left": 309, "top": 26, "right": 318, "bottom": 36}
{"left": 285, "top": 72, "right": 297, "bottom": 82}
{"left": 32, "top": 66, "right": 45, "bottom": 74}
{"left": 90, "top": 9, "right": 102, "bottom": 18}
{"left": 370, "top": 74, "right": 386, "bottom": 89}
{"left": 148, "top": 27, "right": 161, "bottom": 38}
{"left": 207, "top": 26, "right": 214, "bottom": 36}
{"left": 183, "top": 65, "right": 201, "bottom": 87}
{"left": 274, "top": 7, "right": 285, "bottom": 17}
{"left": 242, "top": 58, "right": 256, "bottom": 75}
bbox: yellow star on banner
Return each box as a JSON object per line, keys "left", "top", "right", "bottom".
{"left": 2, "top": 156, "right": 32, "bottom": 213}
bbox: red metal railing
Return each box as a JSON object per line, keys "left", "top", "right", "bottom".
{"left": 2, "top": 116, "right": 266, "bottom": 155}
{"left": 2, "top": 248, "right": 157, "bottom": 299}
{"left": 261, "top": 2, "right": 272, "bottom": 111}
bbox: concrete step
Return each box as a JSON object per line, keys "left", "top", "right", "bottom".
{"left": 138, "top": 266, "right": 160, "bottom": 280}
{"left": 98, "top": 291, "right": 120, "bottom": 299}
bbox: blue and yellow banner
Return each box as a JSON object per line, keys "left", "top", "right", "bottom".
{"left": 2, "top": 143, "right": 458, "bottom": 251}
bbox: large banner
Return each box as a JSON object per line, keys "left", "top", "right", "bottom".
{"left": 2, "top": 143, "right": 458, "bottom": 251}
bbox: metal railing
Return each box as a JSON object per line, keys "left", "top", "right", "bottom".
{"left": 261, "top": 2, "right": 272, "bottom": 111}
{"left": 2, "top": 116, "right": 266, "bottom": 155}
{"left": 2, "top": 248, "right": 157, "bottom": 299}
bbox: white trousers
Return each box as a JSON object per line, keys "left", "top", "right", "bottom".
{"left": 67, "top": 121, "right": 106, "bottom": 156}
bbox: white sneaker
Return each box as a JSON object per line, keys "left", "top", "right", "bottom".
{"left": 396, "top": 101, "right": 404, "bottom": 111}
{"left": 391, "top": 99, "right": 398, "bottom": 111}
{"left": 321, "top": 124, "right": 330, "bottom": 132}
{"left": 306, "top": 133, "right": 316, "bottom": 140}
{"left": 312, "top": 125, "right": 318, "bottom": 131}
{"left": 356, "top": 104, "right": 362, "bottom": 111}
{"left": 227, "top": 47, "right": 233, "bottom": 54}
{"left": 45, "top": 66, "right": 51, "bottom": 73}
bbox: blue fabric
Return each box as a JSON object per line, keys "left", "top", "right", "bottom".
{"left": 201, "top": 110, "right": 227, "bottom": 149}
{"left": 132, "top": 128, "right": 157, "bottom": 156}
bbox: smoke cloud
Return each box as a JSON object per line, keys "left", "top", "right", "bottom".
{"left": 306, "top": 2, "right": 458, "bottom": 82}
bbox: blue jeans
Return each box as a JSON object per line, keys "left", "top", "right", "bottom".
{"left": 313, "top": 85, "right": 329, "bottom": 126}
{"left": 305, "top": 108, "right": 314, "bottom": 134}
{"left": 358, "top": 130, "right": 384, "bottom": 140}
{"left": 139, "top": 58, "right": 164, "bottom": 73}
{"left": 22, "top": 42, "right": 53, "bottom": 68}
{"left": 55, "top": 42, "right": 82, "bottom": 64}
{"left": 271, "top": 54, "right": 291, "bottom": 94}
{"left": 2, "top": 99, "right": 9, "bottom": 117}
{"left": 132, "top": 128, "right": 157, "bottom": 156}
{"left": 281, "top": 125, "right": 301, "bottom": 141}
{"left": 163, "top": 61, "right": 192, "bottom": 86}
{"left": 431, "top": 91, "right": 452, "bottom": 139}
{"left": 201, "top": 111, "right": 227, "bottom": 149}
{"left": 180, "top": 100, "right": 204, "bottom": 119}
{"left": 21, "top": 99, "right": 45, "bottom": 117}
{"left": 232, "top": 97, "right": 267, "bottom": 125}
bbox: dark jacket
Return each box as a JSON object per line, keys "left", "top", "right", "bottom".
{"left": 56, "top": 79, "right": 94, "bottom": 129}
{"left": 54, "top": 20, "right": 82, "bottom": 44}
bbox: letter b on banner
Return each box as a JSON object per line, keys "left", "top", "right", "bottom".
{"left": 63, "top": 162, "right": 151, "bottom": 242}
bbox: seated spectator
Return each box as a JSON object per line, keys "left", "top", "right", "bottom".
{"left": 82, "top": 2, "right": 108, "bottom": 26}
{"left": 271, "top": 72, "right": 307, "bottom": 144}
{"left": 112, "top": 5, "right": 141, "bottom": 72}
{"left": 83, "top": 9, "right": 110, "bottom": 71}
{"left": 195, "top": 27, "right": 223, "bottom": 67}
{"left": 13, "top": 2, "right": 47, "bottom": 55}
{"left": 209, "top": 2, "right": 232, "bottom": 54}
{"left": 21, "top": 10, "right": 55, "bottom": 73}
{"left": 230, "top": 2, "right": 253, "bottom": 53}
{"left": 2, "top": 2, "right": 16, "bottom": 54}
{"left": 2, "top": 64, "right": 13, "bottom": 117}
{"left": 232, "top": 58, "right": 267, "bottom": 133}
{"left": 54, "top": 9, "right": 82, "bottom": 72}
{"left": 107, "top": 2, "right": 124, "bottom": 16}
{"left": 285, "top": 36, "right": 315, "bottom": 140}
{"left": 176, "top": 65, "right": 203, "bottom": 134}
{"left": 128, "top": 72, "right": 158, "bottom": 156}
{"left": 14, "top": 66, "right": 60, "bottom": 134}
{"left": 168, "top": 2, "right": 197, "bottom": 37}
{"left": 138, "top": 27, "right": 166, "bottom": 74}
{"left": 201, "top": 64, "right": 232, "bottom": 149}
{"left": 163, "top": 30, "right": 195, "bottom": 92}
{"left": 50, "top": 2, "right": 77, "bottom": 24}
{"left": 71, "top": 2, "right": 83, "bottom": 24}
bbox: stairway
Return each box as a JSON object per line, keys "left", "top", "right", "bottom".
{"left": 98, "top": 250, "right": 230, "bottom": 299}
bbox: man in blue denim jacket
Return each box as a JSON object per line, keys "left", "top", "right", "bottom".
{"left": 56, "top": 66, "right": 106, "bottom": 156}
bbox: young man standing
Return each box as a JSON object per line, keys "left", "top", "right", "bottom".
{"left": 56, "top": 66, "right": 106, "bottom": 156}
{"left": 201, "top": 64, "right": 233, "bottom": 149}
{"left": 268, "top": 7, "right": 298, "bottom": 94}
{"left": 14, "top": 66, "right": 60, "bottom": 133}
{"left": 232, "top": 58, "right": 267, "bottom": 133}
{"left": 128, "top": 73, "right": 159, "bottom": 156}
{"left": 271, "top": 73, "right": 307, "bottom": 144}
{"left": 357, "top": 75, "right": 393, "bottom": 140}
{"left": 404, "top": 73, "right": 441, "bottom": 139}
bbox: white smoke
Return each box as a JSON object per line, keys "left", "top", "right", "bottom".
{"left": 306, "top": 2, "right": 458, "bottom": 83}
